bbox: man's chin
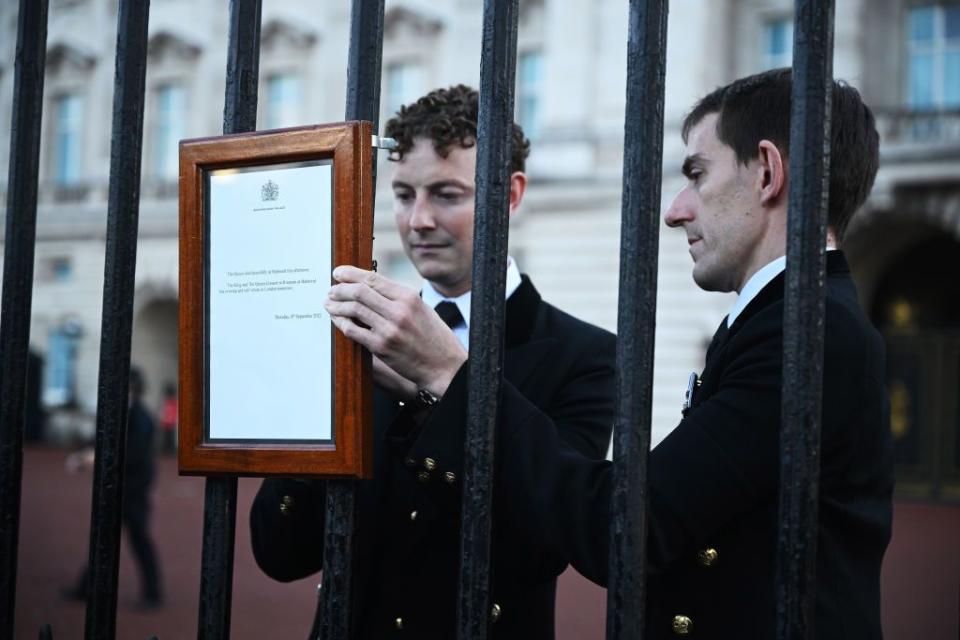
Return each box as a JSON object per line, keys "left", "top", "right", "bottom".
{"left": 692, "top": 265, "right": 729, "bottom": 293}
{"left": 414, "top": 265, "right": 470, "bottom": 296}
{"left": 411, "top": 259, "right": 449, "bottom": 281}
{"left": 414, "top": 264, "right": 453, "bottom": 284}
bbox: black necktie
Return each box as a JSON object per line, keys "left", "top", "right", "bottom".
{"left": 434, "top": 301, "right": 464, "bottom": 329}
{"left": 705, "top": 315, "right": 730, "bottom": 364}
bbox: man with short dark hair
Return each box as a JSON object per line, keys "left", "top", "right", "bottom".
{"left": 492, "top": 69, "right": 893, "bottom": 639}
{"left": 250, "top": 85, "right": 615, "bottom": 639}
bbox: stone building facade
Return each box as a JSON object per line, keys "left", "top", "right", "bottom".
{"left": 1, "top": 0, "right": 958, "bottom": 497}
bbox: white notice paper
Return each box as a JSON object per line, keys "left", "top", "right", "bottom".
{"left": 208, "top": 161, "right": 333, "bottom": 441}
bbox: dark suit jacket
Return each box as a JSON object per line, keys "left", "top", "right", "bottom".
{"left": 124, "top": 399, "right": 156, "bottom": 505}
{"left": 494, "top": 252, "right": 893, "bottom": 639}
{"left": 250, "top": 276, "right": 616, "bottom": 639}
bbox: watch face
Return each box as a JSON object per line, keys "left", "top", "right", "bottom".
{"left": 417, "top": 388, "right": 439, "bottom": 406}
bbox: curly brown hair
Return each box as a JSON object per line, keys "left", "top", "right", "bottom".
{"left": 384, "top": 84, "right": 531, "bottom": 173}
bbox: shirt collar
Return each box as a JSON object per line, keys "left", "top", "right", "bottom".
{"left": 727, "top": 246, "right": 837, "bottom": 328}
{"left": 421, "top": 256, "right": 523, "bottom": 328}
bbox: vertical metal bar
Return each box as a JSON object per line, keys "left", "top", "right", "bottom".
{"left": 197, "top": 479, "right": 239, "bottom": 640}
{"left": 221, "top": 0, "right": 261, "bottom": 137}
{"left": 196, "top": 2, "right": 261, "bottom": 639}
{"left": 317, "top": 1, "right": 383, "bottom": 639}
{"left": 344, "top": 0, "right": 385, "bottom": 127}
{"left": 82, "top": 1, "right": 151, "bottom": 637}
{"left": 606, "top": 1, "right": 669, "bottom": 638}
{"left": 0, "top": 2, "right": 48, "bottom": 636}
{"left": 456, "top": 2, "right": 519, "bottom": 639}
{"left": 776, "top": 1, "right": 834, "bottom": 639}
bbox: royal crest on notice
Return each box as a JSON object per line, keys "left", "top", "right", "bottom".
{"left": 261, "top": 179, "right": 279, "bottom": 202}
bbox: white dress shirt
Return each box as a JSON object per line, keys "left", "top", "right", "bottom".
{"left": 727, "top": 248, "right": 837, "bottom": 327}
{"left": 421, "top": 257, "right": 523, "bottom": 350}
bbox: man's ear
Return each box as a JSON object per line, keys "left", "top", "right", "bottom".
{"left": 508, "top": 171, "right": 528, "bottom": 217}
{"left": 756, "top": 140, "right": 786, "bottom": 207}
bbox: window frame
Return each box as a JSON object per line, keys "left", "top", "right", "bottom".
{"left": 905, "top": 3, "right": 960, "bottom": 110}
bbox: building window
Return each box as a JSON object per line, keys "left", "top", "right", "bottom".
{"left": 265, "top": 73, "right": 302, "bottom": 129}
{"left": 762, "top": 18, "right": 794, "bottom": 70}
{"left": 385, "top": 62, "right": 424, "bottom": 117}
{"left": 38, "top": 256, "right": 73, "bottom": 283}
{"left": 44, "top": 325, "right": 79, "bottom": 406}
{"left": 907, "top": 5, "right": 960, "bottom": 109}
{"left": 53, "top": 93, "right": 83, "bottom": 186}
{"left": 517, "top": 51, "right": 543, "bottom": 140}
{"left": 153, "top": 84, "right": 185, "bottom": 181}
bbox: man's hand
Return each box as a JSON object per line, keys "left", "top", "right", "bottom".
{"left": 372, "top": 355, "right": 418, "bottom": 399}
{"left": 325, "top": 266, "right": 467, "bottom": 398}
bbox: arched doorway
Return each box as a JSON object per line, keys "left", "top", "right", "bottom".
{"left": 848, "top": 220, "right": 960, "bottom": 638}
{"left": 130, "top": 297, "right": 178, "bottom": 420}
{"left": 867, "top": 234, "right": 960, "bottom": 501}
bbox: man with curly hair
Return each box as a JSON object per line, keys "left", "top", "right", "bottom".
{"left": 250, "top": 85, "right": 615, "bottom": 639}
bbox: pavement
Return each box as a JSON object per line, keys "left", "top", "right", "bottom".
{"left": 11, "top": 445, "right": 959, "bottom": 639}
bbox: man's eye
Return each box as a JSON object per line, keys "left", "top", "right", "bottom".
{"left": 394, "top": 191, "right": 414, "bottom": 202}
{"left": 437, "top": 191, "right": 462, "bottom": 201}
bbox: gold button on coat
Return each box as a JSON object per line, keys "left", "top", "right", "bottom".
{"left": 491, "top": 603, "right": 501, "bottom": 623}
{"left": 394, "top": 617, "right": 403, "bottom": 630}
{"left": 697, "top": 547, "right": 718, "bottom": 567}
{"left": 424, "top": 457, "right": 437, "bottom": 471}
{"left": 417, "top": 471, "right": 431, "bottom": 483}
{"left": 409, "top": 510, "right": 418, "bottom": 521}
{"left": 672, "top": 615, "right": 693, "bottom": 636}
{"left": 280, "top": 495, "right": 294, "bottom": 516}
{"left": 443, "top": 471, "right": 456, "bottom": 484}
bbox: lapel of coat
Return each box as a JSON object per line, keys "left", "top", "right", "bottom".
{"left": 704, "top": 317, "right": 730, "bottom": 365}
{"left": 503, "top": 275, "right": 557, "bottom": 390}
{"left": 704, "top": 250, "right": 850, "bottom": 368}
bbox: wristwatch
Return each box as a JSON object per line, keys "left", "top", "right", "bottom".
{"left": 409, "top": 387, "right": 440, "bottom": 410}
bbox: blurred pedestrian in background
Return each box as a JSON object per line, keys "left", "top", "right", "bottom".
{"left": 25, "top": 349, "right": 46, "bottom": 443}
{"left": 62, "top": 366, "right": 164, "bottom": 609}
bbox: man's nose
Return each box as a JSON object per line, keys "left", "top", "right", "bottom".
{"left": 664, "top": 188, "right": 695, "bottom": 228}
{"left": 409, "top": 195, "right": 437, "bottom": 230}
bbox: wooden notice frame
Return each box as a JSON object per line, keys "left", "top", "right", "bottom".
{"left": 178, "top": 121, "right": 373, "bottom": 478}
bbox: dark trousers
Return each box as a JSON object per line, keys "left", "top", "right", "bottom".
{"left": 71, "top": 493, "right": 162, "bottom": 601}
{"left": 161, "top": 429, "right": 176, "bottom": 455}
{"left": 122, "top": 494, "right": 161, "bottom": 600}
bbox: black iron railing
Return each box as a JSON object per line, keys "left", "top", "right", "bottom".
{"left": 197, "top": 1, "right": 262, "bottom": 638}
{"left": 0, "top": 0, "right": 838, "bottom": 638}
{"left": 317, "top": 2, "right": 385, "bottom": 639}
{"left": 83, "top": 1, "right": 152, "bottom": 636}
{"left": 777, "top": 2, "right": 835, "bottom": 638}
{"left": 0, "top": 0, "right": 49, "bottom": 636}
{"left": 456, "top": 1, "right": 520, "bottom": 638}
{"left": 606, "top": 1, "right": 669, "bottom": 638}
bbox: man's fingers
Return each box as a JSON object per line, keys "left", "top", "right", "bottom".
{"left": 332, "top": 265, "right": 408, "bottom": 300}
{"left": 330, "top": 314, "right": 402, "bottom": 358}
{"left": 328, "top": 282, "right": 395, "bottom": 318}
{"left": 330, "top": 315, "right": 379, "bottom": 351}
{"left": 330, "top": 265, "right": 368, "bottom": 283}
{"left": 324, "top": 298, "right": 384, "bottom": 331}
